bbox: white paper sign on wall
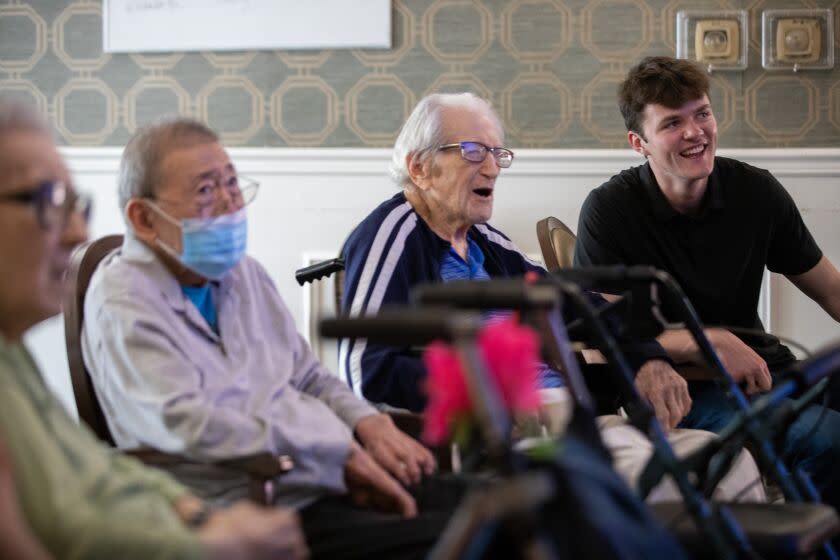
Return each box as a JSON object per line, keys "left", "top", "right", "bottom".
{"left": 103, "top": 0, "right": 391, "bottom": 53}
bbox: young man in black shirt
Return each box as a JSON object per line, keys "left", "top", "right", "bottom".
{"left": 574, "top": 56, "right": 840, "bottom": 511}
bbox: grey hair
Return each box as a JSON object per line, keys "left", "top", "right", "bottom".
{"left": 117, "top": 117, "right": 218, "bottom": 212}
{"left": 389, "top": 92, "right": 504, "bottom": 189}
{"left": 0, "top": 96, "right": 51, "bottom": 138}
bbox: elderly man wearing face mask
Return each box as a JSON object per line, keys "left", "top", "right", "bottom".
{"left": 0, "top": 99, "right": 309, "bottom": 560}
{"left": 80, "top": 117, "right": 509, "bottom": 560}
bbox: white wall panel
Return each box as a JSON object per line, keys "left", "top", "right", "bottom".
{"left": 36, "top": 147, "right": 840, "bottom": 418}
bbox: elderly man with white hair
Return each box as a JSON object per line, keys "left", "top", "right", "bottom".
{"left": 78, "top": 115, "right": 506, "bottom": 559}
{"left": 340, "top": 92, "right": 766, "bottom": 504}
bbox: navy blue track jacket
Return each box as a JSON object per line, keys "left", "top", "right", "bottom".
{"left": 339, "top": 192, "right": 667, "bottom": 412}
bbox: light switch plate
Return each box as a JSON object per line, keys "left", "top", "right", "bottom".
{"left": 676, "top": 10, "right": 747, "bottom": 71}
{"left": 762, "top": 9, "right": 834, "bottom": 71}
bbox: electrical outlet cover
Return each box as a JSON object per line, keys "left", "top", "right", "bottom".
{"left": 677, "top": 10, "right": 747, "bottom": 71}
{"left": 762, "top": 9, "right": 834, "bottom": 70}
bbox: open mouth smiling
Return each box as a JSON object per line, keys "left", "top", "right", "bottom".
{"left": 680, "top": 144, "right": 707, "bottom": 158}
{"left": 473, "top": 187, "right": 493, "bottom": 198}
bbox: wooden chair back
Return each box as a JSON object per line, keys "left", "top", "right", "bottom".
{"left": 62, "top": 234, "right": 123, "bottom": 445}
{"left": 536, "top": 216, "right": 576, "bottom": 272}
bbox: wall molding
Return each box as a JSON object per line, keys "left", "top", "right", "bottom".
{"left": 61, "top": 147, "right": 840, "bottom": 178}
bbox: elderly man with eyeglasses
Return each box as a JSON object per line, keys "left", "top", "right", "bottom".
{"left": 340, "top": 92, "right": 766, "bottom": 504}
{"left": 0, "top": 99, "right": 311, "bottom": 560}
{"left": 80, "top": 117, "right": 512, "bottom": 559}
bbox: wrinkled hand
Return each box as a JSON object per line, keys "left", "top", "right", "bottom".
{"left": 708, "top": 328, "right": 772, "bottom": 395}
{"left": 635, "top": 359, "right": 692, "bottom": 431}
{"left": 198, "top": 502, "right": 308, "bottom": 560}
{"left": 344, "top": 442, "right": 417, "bottom": 518}
{"left": 354, "top": 413, "right": 436, "bottom": 485}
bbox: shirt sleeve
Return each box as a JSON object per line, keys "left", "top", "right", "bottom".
{"left": 0, "top": 380, "right": 205, "bottom": 560}
{"left": 764, "top": 173, "right": 822, "bottom": 276}
{"left": 262, "top": 266, "right": 378, "bottom": 428}
{"left": 574, "top": 187, "right": 627, "bottom": 267}
{"left": 339, "top": 218, "right": 433, "bottom": 412}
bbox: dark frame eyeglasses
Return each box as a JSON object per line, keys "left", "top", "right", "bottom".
{"left": 437, "top": 141, "right": 514, "bottom": 168}
{"left": 0, "top": 180, "right": 92, "bottom": 230}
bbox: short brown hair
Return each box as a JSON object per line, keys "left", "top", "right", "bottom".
{"left": 618, "top": 56, "right": 710, "bottom": 139}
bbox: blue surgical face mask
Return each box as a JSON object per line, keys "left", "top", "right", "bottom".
{"left": 146, "top": 203, "right": 248, "bottom": 280}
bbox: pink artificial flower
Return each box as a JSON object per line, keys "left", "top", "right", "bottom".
{"left": 422, "top": 342, "right": 470, "bottom": 445}
{"left": 421, "top": 318, "right": 541, "bottom": 445}
{"left": 479, "top": 319, "right": 543, "bottom": 413}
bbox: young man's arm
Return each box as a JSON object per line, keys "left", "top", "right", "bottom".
{"left": 656, "top": 329, "right": 772, "bottom": 394}
{"left": 788, "top": 256, "right": 840, "bottom": 322}
{"left": 577, "top": 185, "right": 773, "bottom": 395}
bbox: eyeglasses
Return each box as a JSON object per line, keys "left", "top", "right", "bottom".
{"left": 0, "top": 180, "right": 92, "bottom": 230}
{"left": 437, "top": 141, "right": 514, "bottom": 168}
{"left": 154, "top": 174, "right": 260, "bottom": 219}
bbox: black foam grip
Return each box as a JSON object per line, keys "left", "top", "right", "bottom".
{"left": 412, "top": 279, "right": 558, "bottom": 310}
{"left": 548, "top": 266, "right": 661, "bottom": 293}
{"left": 319, "top": 309, "right": 480, "bottom": 345}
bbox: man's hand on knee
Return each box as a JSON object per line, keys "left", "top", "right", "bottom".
{"left": 707, "top": 329, "right": 772, "bottom": 394}
{"left": 634, "top": 359, "right": 692, "bottom": 431}
{"left": 354, "top": 413, "right": 436, "bottom": 485}
{"left": 344, "top": 442, "right": 418, "bottom": 518}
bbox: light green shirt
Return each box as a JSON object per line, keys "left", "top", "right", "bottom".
{"left": 0, "top": 335, "right": 205, "bottom": 560}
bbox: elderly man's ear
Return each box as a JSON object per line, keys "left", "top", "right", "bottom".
{"left": 406, "top": 153, "right": 433, "bottom": 190}
{"left": 125, "top": 199, "right": 157, "bottom": 242}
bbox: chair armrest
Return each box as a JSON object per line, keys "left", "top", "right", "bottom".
{"left": 675, "top": 364, "right": 717, "bottom": 381}
{"left": 125, "top": 448, "right": 293, "bottom": 478}
{"left": 217, "top": 454, "right": 294, "bottom": 479}
{"left": 218, "top": 454, "right": 294, "bottom": 505}
{"left": 125, "top": 448, "right": 192, "bottom": 467}
{"left": 387, "top": 411, "right": 425, "bottom": 440}
{"left": 125, "top": 448, "right": 293, "bottom": 505}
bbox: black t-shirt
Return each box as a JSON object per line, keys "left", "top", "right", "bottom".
{"left": 574, "top": 156, "right": 822, "bottom": 371}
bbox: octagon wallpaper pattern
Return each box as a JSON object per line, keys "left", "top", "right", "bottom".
{"left": 1, "top": 0, "right": 839, "bottom": 148}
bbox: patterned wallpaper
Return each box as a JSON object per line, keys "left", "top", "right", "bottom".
{"left": 1, "top": 0, "right": 839, "bottom": 148}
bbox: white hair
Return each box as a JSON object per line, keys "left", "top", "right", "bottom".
{"left": 0, "top": 96, "right": 50, "bottom": 138}
{"left": 389, "top": 93, "right": 504, "bottom": 189}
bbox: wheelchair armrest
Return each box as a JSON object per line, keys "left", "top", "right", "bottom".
{"left": 125, "top": 448, "right": 293, "bottom": 477}
{"left": 295, "top": 258, "right": 345, "bottom": 286}
{"left": 217, "top": 453, "right": 295, "bottom": 478}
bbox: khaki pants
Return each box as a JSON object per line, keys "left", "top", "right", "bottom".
{"left": 539, "top": 388, "right": 766, "bottom": 504}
